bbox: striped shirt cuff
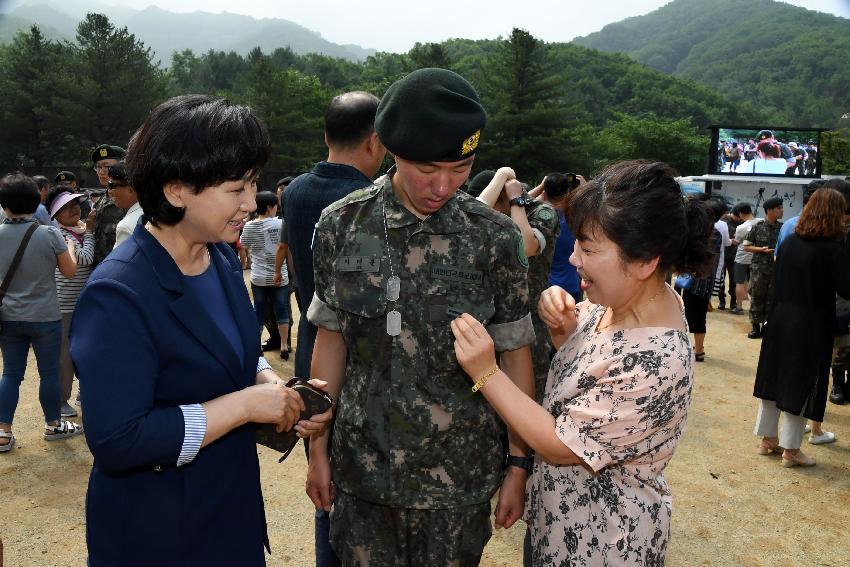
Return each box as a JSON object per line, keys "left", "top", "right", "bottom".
{"left": 257, "top": 356, "right": 272, "bottom": 374}
{"left": 177, "top": 404, "right": 206, "bottom": 467}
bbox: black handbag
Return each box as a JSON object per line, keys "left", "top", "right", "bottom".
{"left": 255, "top": 378, "right": 334, "bottom": 463}
{"left": 0, "top": 223, "right": 39, "bottom": 332}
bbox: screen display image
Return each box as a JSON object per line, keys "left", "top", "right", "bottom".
{"left": 709, "top": 126, "right": 823, "bottom": 178}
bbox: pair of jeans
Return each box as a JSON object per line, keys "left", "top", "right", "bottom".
{"left": 0, "top": 319, "right": 62, "bottom": 424}
{"left": 251, "top": 283, "right": 291, "bottom": 330}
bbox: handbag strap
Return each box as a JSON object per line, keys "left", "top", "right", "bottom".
{"left": 0, "top": 222, "right": 39, "bottom": 302}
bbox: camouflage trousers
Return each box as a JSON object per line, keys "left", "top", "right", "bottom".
{"left": 329, "top": 491, "right": 491, "bottom": 567}
{"left": 747, "top": 266, "right": 774, "bottom": 325}
{"left": 832, "top": 335, "right": 850, "bottom": 374}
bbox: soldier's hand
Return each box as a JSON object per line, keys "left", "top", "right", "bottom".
{"left": 306, "top": 452, "right": 335, "bottom": 511}
{"left": 495, "top": 166, "right": 516, "bottom": 182}
{"left": 450, "top": 313, "right": 498, "bottom": 383}
{"left": 504, "top": 179, "right": 523, "bottom": 200}
{"left": 495, "top": 466, "right": 526, "bottom": 529}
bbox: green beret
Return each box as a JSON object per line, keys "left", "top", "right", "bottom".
{"left": 91, "top": 144, "right": 126, "bottom": 163}
{"left": 375, "top": 68, "right": 486, "bottom": 163}
{"left": 55, "top": 170, "right": 76, "bottom": 184}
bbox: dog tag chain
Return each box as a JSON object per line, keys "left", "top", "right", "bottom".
{"left": 381, "top": 194, "right": 402, "bottom": 336}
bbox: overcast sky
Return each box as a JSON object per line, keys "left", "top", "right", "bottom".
{"left": 6, "top": 0, "right": 850, "bottom": 52}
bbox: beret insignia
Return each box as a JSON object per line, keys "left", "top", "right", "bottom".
{"left": 99, "top": 148, "right": 108, "bottom": 157}
{"left": 461, "top": 130, "right": 480, "bottom": 156}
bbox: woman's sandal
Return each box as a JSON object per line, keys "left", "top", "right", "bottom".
{"left": 781, "top": 450, "right": 816, "bottom": 468}
{"left": 0, "top": 430, "right": 15, "bottom": 453}
{"left": 757, "top": 440, "right": 784, "bottom": 455}
{"left": 43, "top": 420, "right": 84, "bottom": 441}
{"left": 694, "top": 352, "right": 705, "bottom": 362}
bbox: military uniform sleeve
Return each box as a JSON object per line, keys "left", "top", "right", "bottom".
{"left": 527, "top": 204, "right": 560, "bottom": 254}
{"left": 487, "top": 224, "right": 535, "bottom": 352}
{"left": 306, "top": 212, "right": 340, "bottom": 332}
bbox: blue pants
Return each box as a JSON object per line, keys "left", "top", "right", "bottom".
{"left": 251, "top": 284, "right": 291, "bottom": 330}
{"left": 0, "top": 320, "right": 62, "bottom": 424}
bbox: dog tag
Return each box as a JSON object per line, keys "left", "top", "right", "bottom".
{"left": 386, "top": 310, "right": 401, "bottom": 336}
{"left": 386, "top": 275, "right": 401, "bottom": 302}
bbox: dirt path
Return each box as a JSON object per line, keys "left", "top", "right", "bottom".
{"left": 2, "top": 303, "right": 849, "bottom": 566}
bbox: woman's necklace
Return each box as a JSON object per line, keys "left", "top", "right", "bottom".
{"left": 597, "top": 285, "right": 667, "bottom": 332}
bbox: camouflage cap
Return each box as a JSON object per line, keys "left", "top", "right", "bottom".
{"left": 375, "top": 68, "right": 486, "bottom": 163}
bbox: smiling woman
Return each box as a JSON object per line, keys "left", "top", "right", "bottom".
{"left": 450, "top": 160, "right": 716, "bottom": 566}
{"left": 69, "top": 95, "right": 333, "bottom": 566}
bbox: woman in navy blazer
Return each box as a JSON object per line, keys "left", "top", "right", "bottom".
{"left": 71, "top": 95, "right": 331, "bottom": 566}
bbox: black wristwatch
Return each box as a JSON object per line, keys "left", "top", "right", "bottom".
{"left": 505, "top": 453, "right": 534, "bottom": 473}
{"left": 509, "top": 195, "right": 530, "bottom": 208}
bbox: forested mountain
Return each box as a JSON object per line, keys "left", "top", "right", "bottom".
{"left": 0, "top": 1, "right": 376, "bottom": 62}
{"left": 574, "top": 0, "right": 850, "bottom": 127}
{"left": 2, "top": 11, "right": 848, "bottom": 181}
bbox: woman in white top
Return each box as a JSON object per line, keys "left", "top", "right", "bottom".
{"left": 240, "top": 191, "right": 291, "bottom": 360}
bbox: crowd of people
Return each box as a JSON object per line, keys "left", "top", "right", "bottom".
{"left": 1, "top": 67, "right": 850, "bottom": 566}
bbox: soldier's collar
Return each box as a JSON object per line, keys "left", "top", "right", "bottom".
{"left": 382, "top": 174, "right": 465, "bottom": 234}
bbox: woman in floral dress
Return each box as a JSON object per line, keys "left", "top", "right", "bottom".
{"left": 451, "top": 161, "right": 715, "bottom": 566}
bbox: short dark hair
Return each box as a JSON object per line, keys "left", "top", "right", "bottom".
{"left": 732, "top": 202, "right": 753, "bottom": 216}
{"left": 757, "top": 140, "right": 782, "bottom": 158}
{"left": 0, "top": 173, "right": 40, "bottom": 214}
{"left": 707, "top": 198, "right": 727, "bottom": 222}
{"left": 565, "top": 160, "right": 714, "bottom": 276}
{"left": 803, "top": 179, "right": 827, "bottom": 206}
{"left": 763, "top": 197, "right": 783, "bottom": 212}
{"left": 107, "top": 162, "right": 129, "bottom": 186}
{"left": 275, "top": 176, "right": 294, "bottom": 188}
{"left": 255, "top": 191, "right": 279, "bottom": 215}
{"left": 32, "top": 175, "right": 50, "bottom": 191}
{"left": 125, "top": 95, "right": 271, "bottom": 227}
{"left": 542, "top": 173, "right": 575, "bottom": 201}
{"left": 820, "top": 178, "right": 850, "bottom": 214}
{"left": 324, "top": 91, "right": 380, "bottom": 149}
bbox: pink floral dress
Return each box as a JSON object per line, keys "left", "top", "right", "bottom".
{"left": 525, "top": 297, "right": 694, "bottom": 566}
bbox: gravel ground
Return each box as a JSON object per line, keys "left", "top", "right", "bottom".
{"left": 2, "top": 300, "right": 849, "bottom": 566}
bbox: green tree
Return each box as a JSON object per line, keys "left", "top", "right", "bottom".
{"left": 229, "top": 58, "right": 329, "bottom": 174}
{"left": 60, "top": 13, "right": 167, "bottom": 154}
{"left": 408, "top": 42, "right": 451, "bottom": 70}
{"left": 589, "top": 113, "right": 711, "bottom": 176}
{"left": 0, "top": 26, "right": 74, "bottom": 168}
{"left": 821, "top": 129, "right": 850, "bottom": 175}
{"left": 477, "top": 29, "right": 574, "bottom": 181}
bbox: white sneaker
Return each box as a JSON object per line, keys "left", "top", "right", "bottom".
{"left": 809, "top": 431, "right": 836, "bottom": 445}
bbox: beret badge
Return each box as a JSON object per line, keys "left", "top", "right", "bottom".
{"left": 461, "top": 130, "right": 480, "bottom": 156}
{"left": 99, "top": 148, "right": 108, "bottom": 157}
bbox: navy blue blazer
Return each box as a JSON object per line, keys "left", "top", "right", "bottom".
{"left": 71, "top": 222, "right": 267, "bottom": 566}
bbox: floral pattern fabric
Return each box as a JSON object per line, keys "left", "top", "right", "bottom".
{"left": 526, "top": 296, "right": 694, "bottom": 566}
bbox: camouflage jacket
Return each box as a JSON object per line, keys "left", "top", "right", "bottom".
{"left": 92, "top": 196, "right": 125, "bottom": 266}
{"left": 743, "top": 219, "right": 782, "bottom": 271}
{"left": 307, "top": 174, "right": 535, "bottom": 509}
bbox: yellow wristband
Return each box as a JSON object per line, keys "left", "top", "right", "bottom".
{"left": 471, "top": 366, "right": 500, "bottom": 393}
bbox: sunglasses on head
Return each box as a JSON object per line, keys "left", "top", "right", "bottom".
{"left": 107, "top": 180, "right": 128, "bottom": 189}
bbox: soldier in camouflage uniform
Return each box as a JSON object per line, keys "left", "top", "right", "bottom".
{"left": 90, "top": 144, "right": 127, "bottom": 265}
{"left": 742, "top": 197, "right": 783, "bottom": 338}
{"left": 306, "top": 68, "right": 535, "bottom": 567}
